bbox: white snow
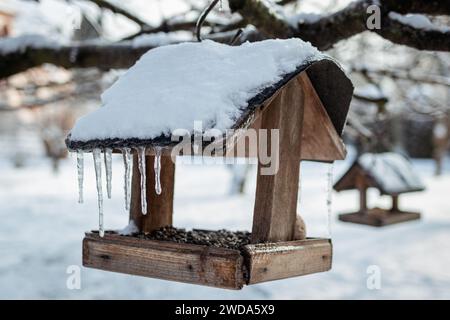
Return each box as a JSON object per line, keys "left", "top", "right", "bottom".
{"left": 69, "top": 39, "right": 323, "bottom": 142}
{"left": 357, "top": 152, "right": 425, "bottom": 194}
{"left": 1, "top": 148, "right": 450, "bottom": 298}
{"left": 118, "top": 220, "right": 139, "bottom": 236}
{"left": 288, "top": 13, "right": 322, "bottom": 27}
{"left": 0, "top": 34, "right": 59, "bottom": 54}
{"left": 434, "top": 123, "right": 448, "bottom": 139}
{"left": 389, "top": 12, "right": 450, "bottom": 32}
{"left": 130, "top": 31, "right": 193, "bottom": 48}
{"left": 354, "top": 84, "right": 386, "bottom": 101}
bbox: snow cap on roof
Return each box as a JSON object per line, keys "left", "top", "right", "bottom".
{"left": 68, "top": 39, "right": 323, "bottom": 144}
{"left": 357, "top": 152, "right": 425, "bottom": 195}
{"left": 67, "top": 38, "right": 354, "bottom": 152}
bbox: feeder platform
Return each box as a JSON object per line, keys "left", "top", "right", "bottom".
{"left": 338, "top": 208, "right": 421, "bottom": 227}
{"left": 83, "top": 232, "right": 332, "bottom": 290}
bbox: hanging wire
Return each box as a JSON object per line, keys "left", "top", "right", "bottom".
{"left": 196, "top": 0, "right": 244, "bottom": 46}
{"left": 229, "top": 28, "right": 244, "bottom": 45}
{"left": 196, "top": 0, "right": 220, "bottom": 42}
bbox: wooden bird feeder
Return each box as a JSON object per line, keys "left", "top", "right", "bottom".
{"left": 66, "top": 39, "right": 353, "bottom": 289}
{"left": 334, "top": 152, "right": 425, "bottom": 227}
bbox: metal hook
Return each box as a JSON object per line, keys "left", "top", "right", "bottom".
{"left": 229, "top": 28, "right": 244, "bottom": 46}
{"left": 196, "top": 0, "right": 220, "bottom": 42}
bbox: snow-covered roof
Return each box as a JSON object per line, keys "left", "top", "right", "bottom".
{"left": 66, "top": 38, "right": 353, "bottom": 151}
{"left": 335, "top": 152, "right": 425, "bottom": 195}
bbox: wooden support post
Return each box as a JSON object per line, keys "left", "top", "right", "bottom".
{"left": 130, "top": 154, "right": 175, "bottom": 233}
{"left": 359, "top": 187, "right": 367, "bottom": 213}
{"left": 251, "top": 76, "right": 305, "bottom": 243}
{"left": 391, "top": 195, "right": 399, "bottom": 212}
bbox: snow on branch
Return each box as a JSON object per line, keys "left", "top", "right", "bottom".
{"left": 378, "top": 14, "right": 450, "bottom": 52}
{"left": 388, "top": 12, "right": 450, "bottom": 32}
{"left": 230, "top": 0, "right": 450, "bottom": 51}
{"left": 87, "top": 0, "right": 149, "bottom": 27}
{"left": 1, "top": 0, "right": 449, "bottom": 78}
{"left": 0, "top": 37, "right": 151, "bottom": 79}
{"left": 0, "top": 28, "right": 261, "bottom": 79}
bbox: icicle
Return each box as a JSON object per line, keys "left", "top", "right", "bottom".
{"left": 104, "top": 148, "right": 113, "bottom": 199}
{"left": 122, "top": 148, "right": 132, "bottom": 211}
{"left": 137, "top": 147, "right": 147, "bottom": 215}
{"left": 219, "top": 0, "right": 224, "bottom": 12}
{"left": 76, "top": 150, "right": 84, "bottom": 204}
{"left": 326, "top": 163, "right": 334, "bottom": 238}
{"left": 154, "top": 147, "right": 162, "bottom": 195}
{"left": 93, "top": 148, "right": 104, "bottom": 237}
{"left": 69, "top": 47, "right": 79, "bottom": 63}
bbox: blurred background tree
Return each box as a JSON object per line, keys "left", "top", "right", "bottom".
{"left": 0, "top": 0, "right": 448, "bottom": 176}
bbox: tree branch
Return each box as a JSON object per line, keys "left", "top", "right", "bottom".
{"left": 230, "top": 0, "right": 450, "bottom": 51}
{"left": 88, "top": 0, "right": 149, "bottom": 27}
{"left": 2, "top": 0, "right": 449, "bottom": 78}
{"left": 229, "top": 0, "right": 294, "bottom": 38}
{"left": 0, "top": 28, "right": 261, "bottom": 79}
{"left": 351, "top": 66, "right": 450, "bottom": 87}
{"left": 376, "top": 14, "right": 450, "bottom": 52}
{"left": 0, "top": 43, "right": 151, "bottom": 79}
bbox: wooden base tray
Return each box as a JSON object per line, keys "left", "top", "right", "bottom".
{"left": 338, "top": 208, "right": 421, "bottom": 227}
{"left": 83, "top": 232, "right": 332, "bottom": 290}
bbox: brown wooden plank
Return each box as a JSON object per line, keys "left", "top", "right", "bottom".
{"left": 130, "top": 154, "right": 175, "bottom": 233}
{"left": 243, "top": 238, "right": 332, "bottom": 284}
{"left": 338, "top": 209, "right": 421, "bottom": 227}
{"left": 83, "top": 233, "right": 245, "bottom": 289}
{"left": 223, "top": 73, "right": 346, "bottom": 162}
{"left": 251, "top": 76, "right": 305, "bottom": 243}
{"left": 299, "top": 73, "right": 346, "bottom": 161}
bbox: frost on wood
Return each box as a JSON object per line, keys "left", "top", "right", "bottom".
{"left": 76, "top": 150, "right": 84, "bottom": 204}
{"left": 137, "top": 147, "right": 147, "bottom": 215}
{"left": 68, "top": 39, "right": 323, "bottom": 142}
{"left": 93, "top": 148, "right": 104, "bottom": 237}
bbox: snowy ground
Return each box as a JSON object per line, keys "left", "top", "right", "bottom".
{"left": 0, "top": 148, "right": 450, "bottom": 299}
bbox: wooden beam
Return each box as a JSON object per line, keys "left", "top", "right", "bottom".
{"left": 222, "top": 73, "right": 345, "bottom": 161}
{"left": 299, "top": 73, "right": 346, "bottom": 161}
{"left": 338, "top": 208, "right": 421, "bottom": 227}
{"left": 251, "top": 76, "right": 305, "bottom": 243}
{"left": 243, "top": 238, "right": 332, "bottom": 284}
{"left": 359, "top": 187, "right": 367, "bottom": 213}
{"left": 130, "top": 154, "right": 175, "bottom": 233}
{"left": 391, "top": 195, "right": 399, "bottom": 211}
{"left": 83, "top": 233, "right": 245, "bottom": 289}
{"left": 355, "top": 173, "right": 367, "bottom": 213}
